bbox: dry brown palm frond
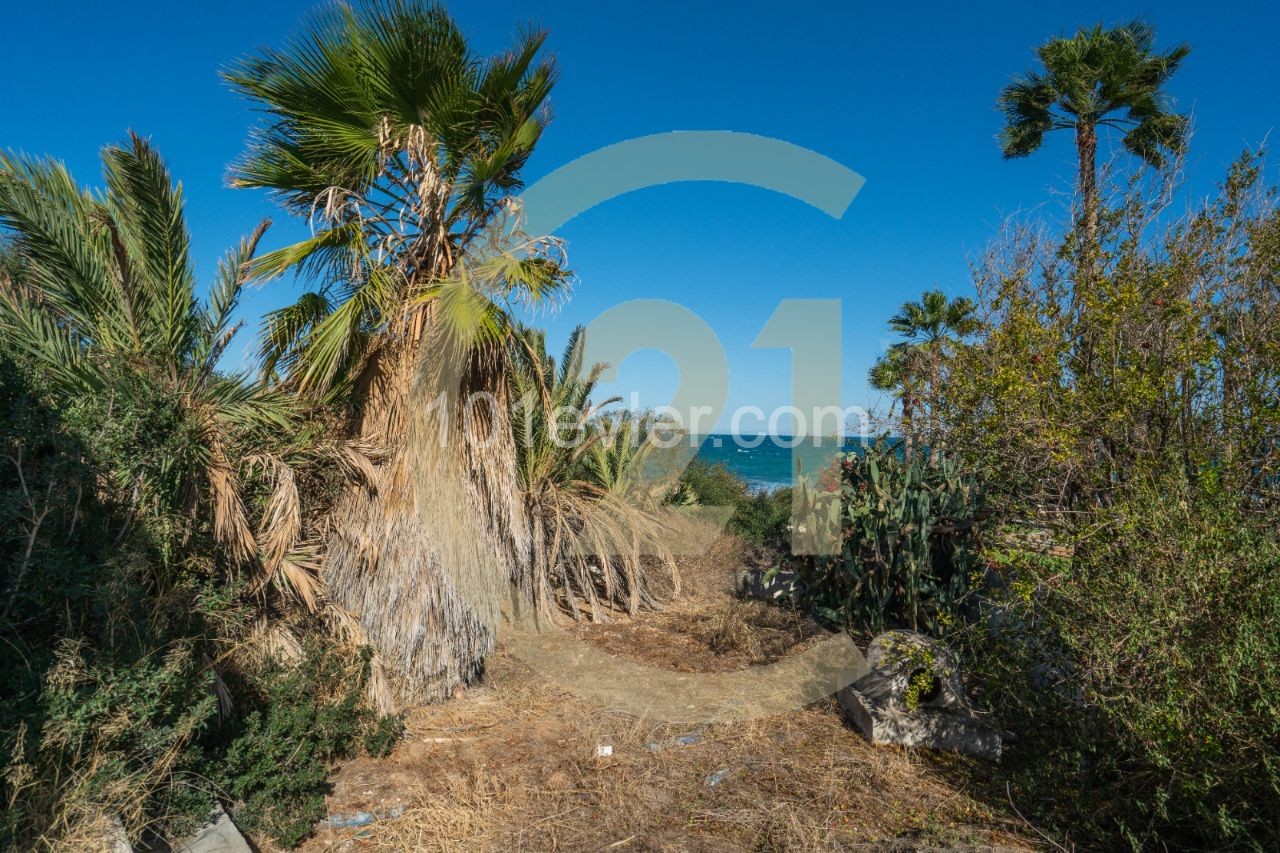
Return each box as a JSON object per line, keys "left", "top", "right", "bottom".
{"left": 238, "top": 616, "right": 305, "bottom": 668}
{"left": 325, "top": 602, "right": 397, "bottom": 715}
{"left": 523, "top": 485, "right": 681, "bottom": 624}
{"left": 242, "top": 453, "right": 321, "bottom": 612}
{"left": 337, "top": 440, "right": 385, "bottom": 490}
{"left": 207, "top": 450, "right": 256, "bottom": 566}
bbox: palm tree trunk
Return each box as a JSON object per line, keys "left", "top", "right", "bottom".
{"left": 1077, "top": 121, "right": 1099, "bottom": 251}
{"left": 325, "top": 311, "right": 531, "bottom": 708}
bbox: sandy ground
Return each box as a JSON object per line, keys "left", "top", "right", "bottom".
{"left": 293, "top": 538, "right": 1036, "bottom": 852}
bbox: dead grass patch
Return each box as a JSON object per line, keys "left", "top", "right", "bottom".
{"left": 292, "top": 536, "right": 1034, "bottom": 852}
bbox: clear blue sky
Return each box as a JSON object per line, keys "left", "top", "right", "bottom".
{"left": 3, "top": 1, "right": 1277, "bottom": 432}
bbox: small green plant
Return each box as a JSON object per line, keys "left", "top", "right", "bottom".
{"left": 218, "top": 643, "right": 403, "bottom": 848}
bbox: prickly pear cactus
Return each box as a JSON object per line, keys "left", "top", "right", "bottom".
{"left": 790, "top": 437, "right": 983, "bottom": 636}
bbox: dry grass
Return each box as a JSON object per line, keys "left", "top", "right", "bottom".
{"left": 291, "top": 536, "right": 1036, "bottom": 853}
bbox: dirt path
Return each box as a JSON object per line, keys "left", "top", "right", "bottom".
{"left": 297, "top": 538, "right": 1034, "bottom": 852}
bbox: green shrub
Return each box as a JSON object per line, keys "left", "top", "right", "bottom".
{"left": 671, "top": 459, "right": 793, "bottom": 544}
{"left": 673, "top": 459, "right": 748, "bottom": 507}
{"left": 725, "top": 487, "right": 793, "bottom": 544}
{"left": 1, "top": 349, "right": 401, "bottom": 849}
{"left": 968, "top": 476, "right": 1280, "bottom": 849}
{"left": 1, "top": 349, "right": 218, "bottom": 846}
{"left": 789, "top": 440, "right": 984, "bottom": 636}
{"left": 218, "top": 643, "right": 403, "bottom": 848}
{"left": 886, "top": 149, "right": 1280, "bottom": 847}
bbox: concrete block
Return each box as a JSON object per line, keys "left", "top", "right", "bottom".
{"left": 172, "top": 805, "right": 251, "bottom": 853}
{"left": 735, "top": 568, "right": 801, "bottom": 603}
{"left": 837, "top": 630, "right": 1001, "bottom": 761}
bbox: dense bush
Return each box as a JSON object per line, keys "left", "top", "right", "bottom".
{"left": 902, "top": 150, "right": 1280, "bottom": 848}
{"left": 969, "top": 476, "right": 1280, "bottom": 848}
{"left": 788, "top": 441, "right": 984, "bottom": 636}
{"left": 726, "top": 486, "right": 794, "bottom": 544}
{"left": 671, "top": 459, "right": 793, "bottom": 544}
{"left": 0, "top": 349, "right": 400, "bottom": 848}
{"left": 0, "top": 349, "right": 221, "bottom": 845}
{"left": 218, "top": 643, "right": 403, "bottom": 848}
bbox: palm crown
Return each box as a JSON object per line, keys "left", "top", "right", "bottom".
{"left": 869, "top": 288, "right": 979, "bottom": 451}
{"left": 998, "top": 20, "right": 1189, "bottom": 238}
{"left": 225, "top": 0, "right": 565, "bottom": 399}
{"left": 869, "top": 289, "right": 979, "bottom": 393}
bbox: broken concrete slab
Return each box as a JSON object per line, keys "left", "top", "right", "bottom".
{"left": 172, "top": 805, "right": 251, "bottom": 853}
{"left": 837, "top": 630, "right": 1002, "bottom": 761}
{"left": 104, "top": 815, "right": 132, "bottom": 853}
{"left": 735, "top": 567, "right": 801, "bottom": 603}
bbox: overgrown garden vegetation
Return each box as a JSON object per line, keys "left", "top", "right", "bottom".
{"left": 1, "top": 6, "right": 1276, "bottom": 850}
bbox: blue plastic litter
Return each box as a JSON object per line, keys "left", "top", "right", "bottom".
{"left": 647, "top": 731, "right": 705, "bottom": 751}
{"left": 321, "top": 804, "right": 404, "bottom": 829}
{"left": 324, "top": 811, "right": 374, "bottom": 828}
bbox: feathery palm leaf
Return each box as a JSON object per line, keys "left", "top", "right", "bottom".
{"left": 508, "top": 324, "right": 676, "bottom": 620}
{"left": 0, "top": 135, "right": 301, "bottom": 595}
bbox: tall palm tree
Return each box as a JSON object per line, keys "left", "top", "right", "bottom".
{"left": 225, "top": 0, "right": 568, "bottom": 702}
{"left": 0, "top": 135, "right": 313, "bottom": 602}
{"left": 870, "top": 290, "right": 979, "bottom": 452}
{"left": 998, "top": 20, "right": 1190, "bottom": 245}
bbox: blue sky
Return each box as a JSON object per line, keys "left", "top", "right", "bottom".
{"left": 3, "top": 0, "right": 1278, "bottom": 432}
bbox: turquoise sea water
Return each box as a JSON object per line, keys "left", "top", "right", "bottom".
{"left": 691, "top": 434, "right": 869, "bottom": 492}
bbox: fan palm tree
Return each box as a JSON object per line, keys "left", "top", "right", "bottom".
{"left": 870, "top": 290, "right": 979, "bottom": 452}
{"left": 998, "top": 20, "right": 1190, "bottom": 245}
{"left": 0, "top": 135, "right": 315, "bottom": 603}
{"left": 225, "top": 0, "right": 569, "bottom": 701}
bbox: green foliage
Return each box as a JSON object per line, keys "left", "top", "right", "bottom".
{"left": 0, "top": 317, "right": 392, "bottom": 848}
{"left": 0, "top": 134, "right": 295, "bottom": 572}
{"left": 669, "top": 459, "right": 793, "bottom": 544}
{"left": 869, "top": 290, "right": 978, "bottom": 400}
{"left": 507, "top": 324, "right": 678, "bottom": 619}
{"left": 997, "top": 20, "right": 1190, "bottom": 166}
{"left": 671, "top": 459, "right": 747, "bottom": 507}
{"left": 725, "top": 487, "right": 794, "bottom": 544}
{"left": 35, "top": 642, "right": 218, "bottom": 838}
{"left": 969, "top": 478, "right": 1280, "bottom": 848}
{"left": 790, "top": 440, "right": 984, "bottom": 636}
{"left": 225, "top": 0, "right": 566, "bottom": 399}
{"left": 0, "top": 346, "right": 218, "bottom": 846}
{"left": 922, "top": 147, "right": 1280, "bottom": 847}
{"left": 218, "top": 643, "right": 403, "bottom": 848}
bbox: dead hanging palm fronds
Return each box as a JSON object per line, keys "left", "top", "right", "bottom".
{"left": 208, "top": 451, "right": 258, "bottom": 567}
{"left": 241, "top": 454, "right": 325, "bottom": 612}
{"left": 509, "top": 325, "right": 679, "bottom": 623}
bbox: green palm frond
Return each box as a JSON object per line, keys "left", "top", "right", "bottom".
{"left": 196, "top": 218, "right": 271, "bottom": 382}
{"left": 998, "top": 72, "right": 1058, "bottom": 158}
{"left": 101, "top": 133, "right": 199, "bottom": 369}
{"left": 225, "top": 0, "right": 561, "bottom": 396}
{"left": 0, "top": 135, "right": 297, "bottom": 567}
{"left": 0, "top": 151, "right": 127, "bottom": 346}
{"left": 997, "top": 20, "right": 1189, "bottom": 164}
{"left": 872, "top": 290, "right": 979, "bottom": 397}
{"left": 260, "top": 291, "right": 335, "bottom": 380}
{"left": 0, "top": 288, "right": 102, "bottom": 396}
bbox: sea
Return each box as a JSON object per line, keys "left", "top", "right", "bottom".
{"left": 690, "top": 434, "right": 871, "bottom": 493}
